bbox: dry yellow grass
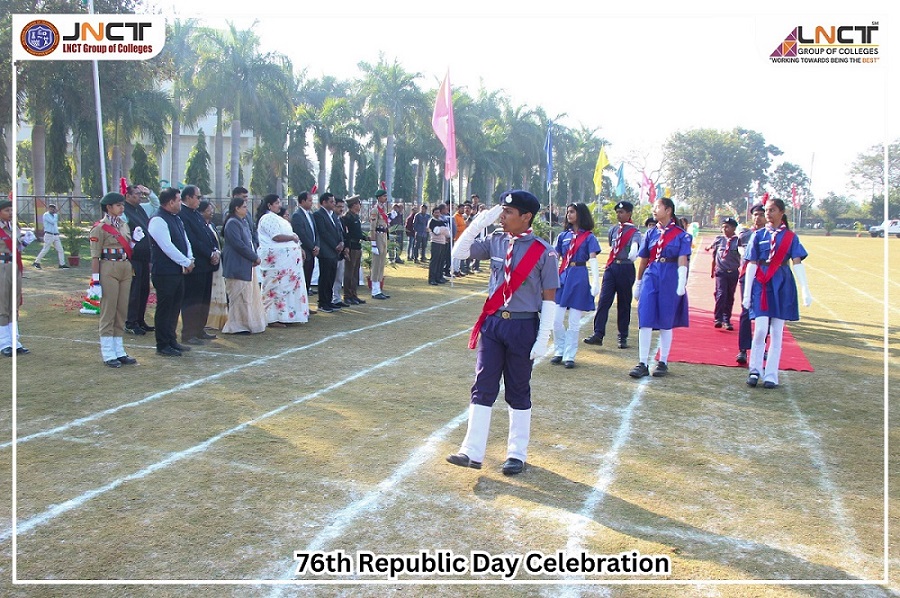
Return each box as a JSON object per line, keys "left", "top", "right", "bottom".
{"left": 0, "top": 234, "right": 896, "bottom": 597}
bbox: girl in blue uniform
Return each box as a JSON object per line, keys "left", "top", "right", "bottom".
{"left": 629, "top": 197, "right": 692, "bottom": 378}
{"left": 742, "top": 197, "right": 812, "bottom": 388}
{"left": 551, "top": 203, "right": 601, "bottom": 368}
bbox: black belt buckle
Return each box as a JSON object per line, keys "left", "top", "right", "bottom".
{"left": 500, "top": 310, "right": 511, "bottom": 319}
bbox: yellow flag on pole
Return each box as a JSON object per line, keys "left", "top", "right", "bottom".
{"left": 593, "top": 146, "right": 610, "bottom": 195}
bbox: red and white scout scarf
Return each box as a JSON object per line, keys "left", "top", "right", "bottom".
{"left": 755, "top": 225, "right": 795, "bottom": 310}
{"left": 765, "top": 223, "right": 787, "bottom": 262}
{"left": 649, "top": 220, "right": 679, "bottom": 264}
{"left": 558, "top": 230, "right": 588, "bottom": 274}
{"left": 503, "top": 228, "right": 532, "bottom": 306}
{"left": 607, "top": 222, "right": 637, "bottom": 266}
{"left": 720, "top": 236, "right": 735, "bottom": 260}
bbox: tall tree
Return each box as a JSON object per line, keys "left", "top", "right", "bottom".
{"left": 770, "top": 162, "right": 812, "bottom": 210}
{"left": 129, "top": 143, "right": 159, "bottom": 190}
{"left": 45, "top": 112, "right": 73, "bottom": 193}
{"left": 184, "top": 128, "right": 212, "bottom": 194}
{"left": 160, "top": 19, "right": 199, "bottom": 187}
{"left": 327, "top": 151, "right": 347, "bottom": 197}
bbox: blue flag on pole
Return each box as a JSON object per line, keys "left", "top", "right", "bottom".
{"left": 615, "top": 163, "right": 625, "bottom": 197}
{"left": 544, "top": 124, "right": 553, "bottom": 191}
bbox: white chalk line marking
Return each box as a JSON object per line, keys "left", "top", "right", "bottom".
{"left": 804, "top": 263, "right": 899, "bottom": 317}
{"left": 3, "top": 294, "right": 474, "bottom": 450}
{"left": 782, "top": 373, "right": 869, "bottom": 577}
{"left": 555, "top": 382, "right": 648, "bottom": 598}
{"left": 813, "top": 244, "right": 900, "bottom": 289}
{"left": 2, "top": 328, "right": 470, "bottom": 544}
{"left": 268, "top": 348, "right": 560, "bottom": 593}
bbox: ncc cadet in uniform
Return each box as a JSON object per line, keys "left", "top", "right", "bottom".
{"left": 90, "top": 193, "right": 139, "bottom": 367}
{"left": 368, "top": 188, "right": 391, "bottom": 299}
{"left": 584, "top": 200, "right": 642, "bottom": 349}
{"left": 735, "top": 202, "right": 766, "bottom": 364}
{"left": 0, "top": 199, "right": 36, "bottom": 357}
{"left": 446, "top": 190, "right": 559, "bottom": 476}
{"left": 705, "top": 216, "right": 742, "bottom": 330}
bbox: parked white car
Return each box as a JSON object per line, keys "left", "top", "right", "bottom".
{"left": 868, "top": 219, "right": 900, "bottom": 237}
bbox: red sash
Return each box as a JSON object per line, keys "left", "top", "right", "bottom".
{"left": 647, "top": 224, "right": 682, "bottom": 264}
{"left": 754, "top": 229, "right": 795, "bottom": 311}
{"left": 376, "top": 205, "right": 390, "bottom": 226}
{"left": 97, "top": 222, "right": 133, "bottom": 260}
{"left": 558, "top": 230, "right": 589, "bottom": 274}
{"left": 468, "top": 240, "right": 546, "bottom": 349}
{"left": 0, "top": 225, "right": 23, "bottom": 272}
{"left": 606, "top": 225, "right": 637, "bottom": 266}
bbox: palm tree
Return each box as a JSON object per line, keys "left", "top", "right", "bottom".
{"left": 356, "top": 56, "right": 422, "bottom": 200}
{"left": 161, "top": 18, "right": 199, "bottom": 186}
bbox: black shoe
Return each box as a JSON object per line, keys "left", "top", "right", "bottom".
{"left": 58, "top": 264, "right": 70, "bottom": 269}
{"left": 502, "top": 458, "right": 526, "bottom": 475}
{"left": 453, "top": 271, "right": 465, "bottom": 277}
{"left": 394, "top": 258, "right": 404, "bottom": 264}
{"left": 714, "top": 321, "right": 723, "bottom": 328}
{"left": 157, "top": 346, "right": 182, "bottom": 357}
{"left": 446, "top": 453, "right": 482, "bottom": 469}
{"left": 329, "top": 303, "right": 343, "bottom": 310}
{"left": 1, "top": 347, "right": 12, "bottom": 357}
{"left": 373, "top": 293, "right": 389, "bottom": 300}
{"left": 429, "top": 281, "right": 439, "bottom": 285}
{"left": 345, "top": 298, "right": 360, "bottom": 305}
{"left": 564, "top": 360, "right": 575, "bottom": 369}
{"left": 16, "top": 347, "right": 30, "bottom": 355}
{"left": 617, "top": 337, "right": 628, "bottom": 349}
{"left": 550, "top": 355, "right": 563, "bottom": 364}
{"left": 583, "top": 334, "right": 603, "bottom": 346}
{"left": 735, "top": 350, "right": 747, "bottom": 364}
{"left": 198, "top": 331, "right": 217, "bottom": 340}
{"left": 117, "top": 355, "right": 138, "bottom": 365}
{"left": 652, "top": 362, "right": 669, "bottom": 377}
{"left": 747, "top": 371, "right": 760, "bottom": 387}
{"left": 355, "top": 298, "right": 366, "bottom": 304}
{"left": 629, "top": 362, "right": 650, "bottom": 378}
{"left": 140, "top": 322, "right": 155, "bottom": 332}
{"left": 124, "top": 323, "right": 146, "bottom": 336}
{"left": 319, "top": 306, "right": 335, "bottom": 313}
{"left": 184, "top": 337, "right": 206, "bottom": 345}
{"left": 33, "top": 262, "right": 41, "bottom": 269}
{"left": 104, "top": 358, "right": 123, "bottom": 368}
{"left": 170, "top": 342, "right": 191, "bottom": 352}
{"left": 333, "top": 301, "right": 350, "bottom": 308}
{"left": 763, "top": 381, "right": 777, "bottom": 389}
{"left": 725, "top": 323, "right": 734, "bottom": 331}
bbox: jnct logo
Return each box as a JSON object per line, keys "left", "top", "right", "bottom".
{"left": 20, "top": 20, "right": 60, "bottom": 57}
{"left": 61, "top": 21, "right": 153, "bottom": 42}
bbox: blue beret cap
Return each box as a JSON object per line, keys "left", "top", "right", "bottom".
{"left": 500, "top": 190, "right": 540, "bottom": 216}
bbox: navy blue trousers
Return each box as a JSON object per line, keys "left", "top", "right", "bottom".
{"left": 471, "top": 316, "right": 538, "bottom": 410}
{"left": 738, "top": 276, "right": 752, "bottom": 350}
{"left": 592, "top": 262, "right": 636, "bottom": 340}
{"left": 714, "top": 269, "right": 739, "bottom": 325}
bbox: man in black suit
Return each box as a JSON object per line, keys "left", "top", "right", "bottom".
{"left": 291, "top": 191, "right": 318, "bottom": 293}
{"left": 178, "top": 185, "right": 220, "bottom": 344}
{"left": 313, "top": 192, "right": 344, "bottom": 313}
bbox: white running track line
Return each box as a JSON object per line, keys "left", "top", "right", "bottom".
{"left": 812, "top": 244, "right": 900, "bottom": 289}
{"left": 0, "top": 328, "right": 470, "bottom": 544}
{"left": 782, "top": 373, "right": 868, "bottom": 577}
{"left": 803, "top": 263, "right": 899, "bottom": 316}
{"left": 1, "top": 295, "right": 473, "bottom": 451}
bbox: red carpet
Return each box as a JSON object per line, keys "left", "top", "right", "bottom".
{"left": 656, "top": 243, "right": 813, "bottom": 371}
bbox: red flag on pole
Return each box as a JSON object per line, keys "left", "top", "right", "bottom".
{"left": 791, "top": 184, "right": 800, "bottom": 209}
{"left": 432, "top": 70, "right": 458, "bottom": 180}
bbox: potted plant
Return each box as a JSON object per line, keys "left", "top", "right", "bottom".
{"left": 58, "top": 220, "right": 87, "bottom": 266}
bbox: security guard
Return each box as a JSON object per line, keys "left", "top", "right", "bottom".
{"left": 368, "top": 189, "right": 391, "bottom": 299}
{"left": 446, "top": 190, "right": 559, "bottom": 475}
{"left": 585, "top": 201, "right": 642, "bottom": 349}
{"left": 90, "top": 193, "right": 138, "bottom": 367}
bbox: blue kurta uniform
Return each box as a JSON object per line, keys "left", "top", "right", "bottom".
{"left": 637, "top": 225, "right": 692, "bottom": 330}
{"left": 468, "top": 231, "right": 559, "bottom": 410}
{"left": 745, "top": 228, "right": 807, "bottom": 321}
{"left": 554, "top": 230, "right": 601, "bottom": 311}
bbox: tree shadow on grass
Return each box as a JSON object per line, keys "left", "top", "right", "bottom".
{"left": 474, "top": 465, "right": 892, "bottom": 597}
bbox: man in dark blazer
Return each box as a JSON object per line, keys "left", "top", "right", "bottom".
{"left": 178, "top": 185, "right": 220, "bottom": 344}
{"left": 313, "top": 192, "right": 344, "bottom": 313}
{"left": 291, "top": 191, "right": 319, "bottom": 292}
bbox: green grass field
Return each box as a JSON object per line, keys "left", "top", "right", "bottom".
{"left": 0, "top": 233, "right": 897, "bottom": 597}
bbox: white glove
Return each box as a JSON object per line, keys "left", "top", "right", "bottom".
{"left": 589, "top": 257, "right": 600, "bottom": 296}
{"left": 676, "top": 265, "right": 688, "bottom": 296}
{"left": 132, "top": 226, "right": 144, "bottom": 242}
{"left": 451, "top": 204, "right": 502, "bottom": 261}
{"left": 792, "top": 262, "right": 813, "bottom": 307}
{"left": 627, "top": 241, "right": 639, "bottom": 262}
{"left": 633, "top": 279, "right": 642, "bottom": 301}
{"left": 743, "top": 262, "right": 757, "bottom": 309}
{"left": 22, "top": 230, "right": 36, "bottom": 245}
{"left": 530, "top": 300, "right": 557, "bottom": 360}
{"left": 370, "top": 241, "right": 379, "bottom": 256}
